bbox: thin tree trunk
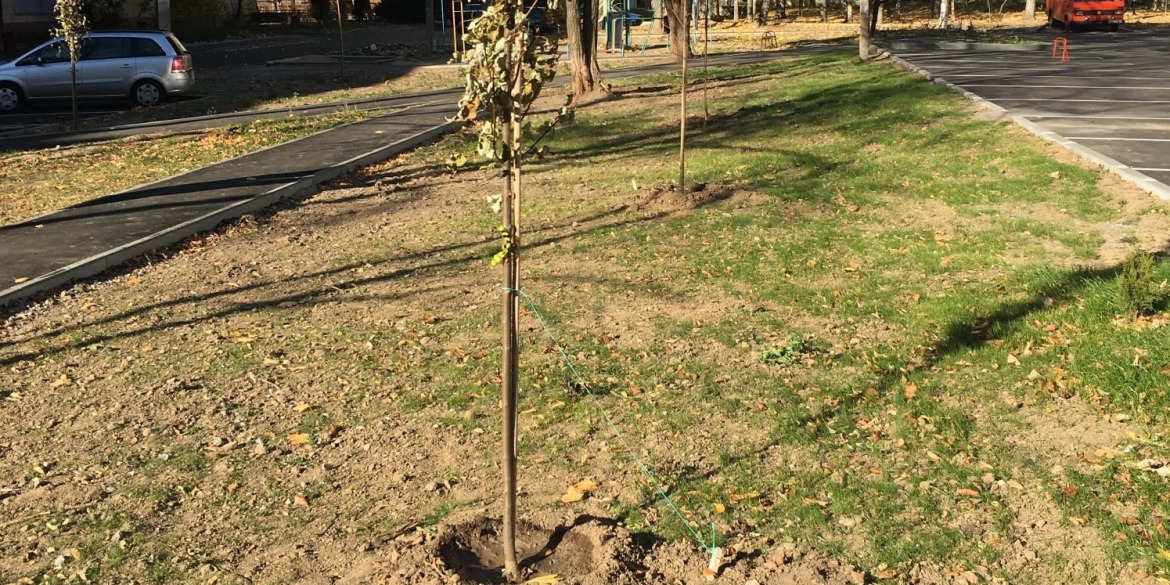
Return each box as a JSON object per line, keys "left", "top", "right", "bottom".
{"left": 499, "top": 31, "right": 523, "bottom": 585}
{"left": 858, "top": 0, "right": 869, "bottom": 59}
{"left": 733, "top": 0, "right": 738, "bottom": 21}
{"left": 679, "top": 0, "right": 687, "bottom": 189}
{"left": 70, "top": 64, "right": 78, "bottom": 131}
{"left": 938, "top": 0, "right": 949, "bottom": 27}
{"left": 845, "top": 0, "right": 851, "bottom": 23}
{"left": 1024, "top": 0, "right": 1035, "bottom": 20}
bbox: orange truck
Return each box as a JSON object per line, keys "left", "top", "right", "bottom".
{"left": 1047, "top": 0, "right": 1125, "bottom": 31}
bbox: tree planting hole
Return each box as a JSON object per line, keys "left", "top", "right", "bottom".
{"left": 438, "top": 518, "right": 597, "bottom": 584}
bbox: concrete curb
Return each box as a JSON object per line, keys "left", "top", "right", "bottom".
{"left": 881, "top": 48, "right": 1170, "bottom": 203}
{"left": 0, "top": 117, "right": 460, "bottom": 308}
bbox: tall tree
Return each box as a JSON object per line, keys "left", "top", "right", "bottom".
{"left": 1024, "top": 0, "right": 1035, "bottom": 20}
{"left": 565, "top": 0, "right": 607, "bottom": 102}
{"left": 663, "top": 0, "right": 692, "bottom": 61}
{"left": 53, "top": 0, "right": 87, "bottom": 131}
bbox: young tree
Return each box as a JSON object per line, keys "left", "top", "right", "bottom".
{"left": 53, "top": 0, "right": 88, "bottom": 131}
{"left": 564, "top": 0, "right": 608, "bottom": 102}
{"left": 455, "top": 1, "right": 559, "bottom": 579}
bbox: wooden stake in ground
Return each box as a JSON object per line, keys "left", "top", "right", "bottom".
{"left": 679, "top": 0, "right": 688, "bottom": 189}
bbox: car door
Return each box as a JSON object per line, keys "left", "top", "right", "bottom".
{"left": 79, "top": 37, "right": 133, "bottom": 98}
{"left": 128, "top": 37, "right": 169, "bottom": 84}
{"left": 19, "top": 40, "right": 75, "bottom": 99}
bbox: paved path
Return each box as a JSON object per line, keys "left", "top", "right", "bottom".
{"left": 0, "top": 48, "right": 812, "bottom": 308}
{"left": 883, "top": 31, "right": 1170, "bottom": 198}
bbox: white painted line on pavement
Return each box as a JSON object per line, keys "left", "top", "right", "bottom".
{"left": 1133, "top": 168, "right": 1170, "bottom": 172}
{"left": 944, "top": 74, "right": 1170, "bottom": 80}
{"left": 1066, "top": 137, "right": 1170, "bottom": 142}
{"left": 1025, "top": 114, "right": 1170, "bottom": 120}
{"left": 989, "top": 98, "right": 1170, "bottom": 103}
{"left": 963, "top": 83, "right": 1170, "bottom": 90}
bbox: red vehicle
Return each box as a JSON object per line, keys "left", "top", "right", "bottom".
{"left": 1047, "top": 0, "right": 1125, "bottom": 30}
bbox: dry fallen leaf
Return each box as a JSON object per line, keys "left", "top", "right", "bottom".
{"left": 903, "top": 383, "right": 917, "bottom": 400}
{"left": 1007, "top": 354, "right": 1021, "bottom": 366}
{"left": 524, "top": 575, "right": 559, "bottom": 584}
{"left": 293, "top": 493, "right": 309, "bottom": 508}
{"left": 571, "top": 479, "right": 598, "bottom": 493}
{"left": 560, "top": 479, "right": 599, "bottom": 504}
{"left": 287, "top": 433, "right": 311, "bottom": 446}
{"left": 754, "top": 400, "right": 767, "bottom": 411}
{"left": 1062, "top": 486, "right": 1080, "bottom": 498}
{"left": 954, "top": 488, "right": 980, "bottom": 498}
{"left": 293, "top": 403, "right": 313, "bottom": 413}
{"left": 49, "top": 374, "right": 71, "bottom": 389}
{"left": 13, "top": 277, "right": 29, "bottom": 284}
{"left": 714, "top": 503, "right": 726, "bottom": 514}
{"left": 1119, "top": 516, "right": 1140, "bottom": 526}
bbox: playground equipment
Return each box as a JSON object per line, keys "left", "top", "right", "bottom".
{"left": 599, "top": 0, "right": 696, "bottom": 55}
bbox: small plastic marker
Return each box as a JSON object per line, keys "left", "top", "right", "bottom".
{"left": 703, "top": 547, "right": 723, "bottom": 581}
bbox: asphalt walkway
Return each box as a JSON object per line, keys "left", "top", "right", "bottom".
{"left": 0, "top": 102, "right": 456, "bottom": 306}
{"left": 0, "top": 49, "right": 809, "bottom": 308}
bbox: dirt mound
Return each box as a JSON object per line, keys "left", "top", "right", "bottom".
{"left": 629, "top": 182, "right": 740, "bottom": 211}
{"left": 379, "top": 515, "right": 865, "bottom": 585}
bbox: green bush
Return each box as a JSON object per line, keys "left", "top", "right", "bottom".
{"left": 1116, "top": 250, "right": 1164, "bottom": 316}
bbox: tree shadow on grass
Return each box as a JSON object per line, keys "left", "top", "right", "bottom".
{"left": 0, "top": 205, "right": 670, "bottom": 366}
{"left": 614, "top": 254, "right": 1168, "bottom": 537}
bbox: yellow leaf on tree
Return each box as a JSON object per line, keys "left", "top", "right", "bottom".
{"left": 287, "top": 433, "right": 311, "bottom": 445}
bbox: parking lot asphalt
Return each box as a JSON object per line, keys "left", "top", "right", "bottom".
{"left": 884, "top": 27, "right": 1170, "bottom": 196}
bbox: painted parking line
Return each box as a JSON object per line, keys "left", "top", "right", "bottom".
{"left": 1133, "top": 168, "right": 1170, "bottom": 172}
{"left": 1068, "top": 137, "right": 1170, "bottom": 142}
{"left": 962, "top": 83, "right": 1170, "bottom": 90}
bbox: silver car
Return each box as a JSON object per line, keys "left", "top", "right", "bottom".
{"left": 0, "top": 30, "right": 194, "bottom": 112}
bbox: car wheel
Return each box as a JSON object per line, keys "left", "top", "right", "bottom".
{"left": 0, "top": 83, "right": 24, "bottom": 112}
{"left": 131, "top": 79, "right": 164, "bottom": 107}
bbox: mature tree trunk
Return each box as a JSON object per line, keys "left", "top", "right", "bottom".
{"left": 819, "top": 0, "right": 827, "bottom": 22}
{"left": 758, "top": 0, "right": 769, "bottom": 23}
{"left": 938, "top": 0, "right": 949, "bottom": 26}
{"left": 1024, "top": 0, "right": 1035, "bottom": 20}
{"left": 845, "top": 0, "right": 851, "bottom": 23}
{"left": 664, "top": 0, "right": 692, "bottom": 60}
{"left": 566, "top": 0, "right": 607, "bottom": 101}
{"left": 732, "top": 0, "right": 739, "bottom": 21}
{"left": 869, "top": 0, "right": 880, "bottom": 32}
{"left": 858, "top": 0, "right": 869, "bottom": 60}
